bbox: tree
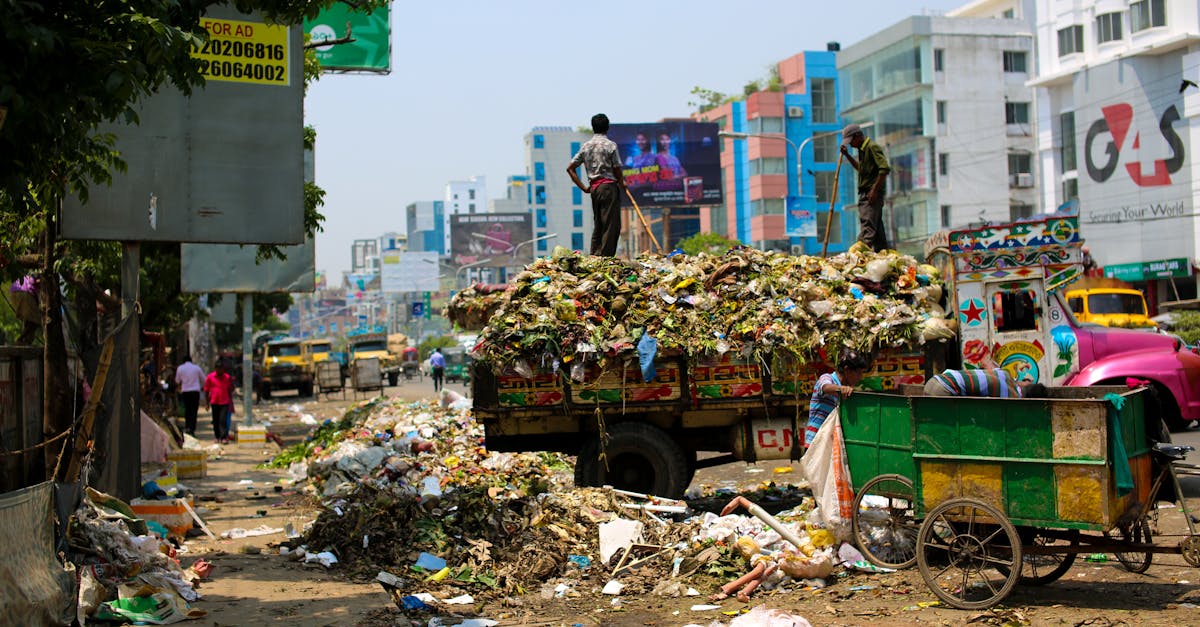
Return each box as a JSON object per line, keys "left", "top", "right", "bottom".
{"left": 678, "top": 232, "right": 741, "bottom": 256}
{"left": 0, "top": 0, "right": 381, "bottom": 481}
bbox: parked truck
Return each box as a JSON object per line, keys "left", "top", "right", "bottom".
{"left": 348, "top": 332, "right": 401, "bottom": 386}
{"left": 259, "top": 337, "right": 313, "bottom": 399}
{"left": 471, "top": 216, "right": 1200, "bottom": 497}
{"left": 1064, "top": 277, "right": 1156, "bottom": 329}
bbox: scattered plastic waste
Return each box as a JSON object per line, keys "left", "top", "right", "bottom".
{"left": 415, "top": 552, "right": 447, "bottom": 571}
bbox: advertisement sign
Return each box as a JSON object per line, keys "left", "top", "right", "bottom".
{"left": 180, "top": 238, "right": 315, "bottom": 293}
{"left": 609, "top": 122, "right": 723, "bottom": 207}
{"left": 1074, "top": 55, "right": 1192, "bottom": 267}
{"left": 380, "top": 252, "right": 440, "bottom": 293}
{"left": 1104, "top": 257, "right": 1193, "bottom": 282}
{"left": 192, "top": 17, "right": 290, "bottom": 85}
{"left": 304, "top": 5, "right": 391, "bottom": 73}
{"left": 450, "top": 213, "right": 533, "bottom": 267}
{"left": 786, "top": 196, "right": 817, "bottom": 238}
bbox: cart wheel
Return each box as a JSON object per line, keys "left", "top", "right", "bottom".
{"left": 1107, "top": 518, "right": 1153, "bottom": 573}
{"left": 997, "top": 530, "right": 1078, "bottom": 586}
{"left": 916, "top": 498, "right": 1022, "bottom": 610}
{"left": 1180, "top": 535, "right": 1200, "bottom": 567}
{"left": 853, "top": 474, "right": 918, "bottom": 569}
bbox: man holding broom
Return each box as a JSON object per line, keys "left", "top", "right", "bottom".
{"left": 840, "top": 123, "right": 892, "bottom": 252}
{"left": 568, "top": 113, "right": 626, "bottom": 256}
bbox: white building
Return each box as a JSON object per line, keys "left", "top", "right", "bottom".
{"left": 442, "top": 176, "right": 488, "bottom": 254}
{"left": 1029, "top": 0, "right": 1199, "bottom": 306}
{"left": 524, "top": 127, "right": 591, "bottom": 254}
{"left": 838, "top": 13, "right": 1038, "bottom": 253}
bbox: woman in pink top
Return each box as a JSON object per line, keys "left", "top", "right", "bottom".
{"left": 204, "top": 362, "right": 236, "bottom": 443}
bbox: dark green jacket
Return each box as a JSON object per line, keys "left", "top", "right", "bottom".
{"left": 856, "top": 137, "right": 891, "bottom": 195}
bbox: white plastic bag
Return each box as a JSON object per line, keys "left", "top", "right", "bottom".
{"left": 800, "top": 409, "right": 854, "bottom": 535}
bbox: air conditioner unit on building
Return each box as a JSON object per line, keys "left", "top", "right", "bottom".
{"left": 790, "top": 244, "right": 804, "bottom": 255}
{"left": 787, "top": 106, "right": 804, "bottom": 118}
{"left": 1015, "top": 173, "right": 1033, "bottom": 188}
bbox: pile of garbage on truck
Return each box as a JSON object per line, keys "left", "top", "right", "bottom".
{"left": 270, "top": 394, "right": 909, "bottom": 615}
{"left": 447, "top": 244, "right": 953, "bottom": 375}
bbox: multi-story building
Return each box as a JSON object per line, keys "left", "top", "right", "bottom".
{"left": 443, "top": 176, "right": 488, "bottom": 254}
{"left": 698, "top": 48, "right": 857, "bottom": 254}
{"left": 350, "top": 238, "right": 379, "bottom": 274}
{"left": 837, "top": 13, "right": 1037, "bottom": 254}
{"left": 1029, "top": 0, "right": 1198, "bottom": 308}
{"left": 405, "top": 200, "right": 444, "bottom": 254}
{"left": 490, "top": 175, "right": 531, "bottom": 214}
{"left": 524, "top": 127, "right": 590, "bottom": 254}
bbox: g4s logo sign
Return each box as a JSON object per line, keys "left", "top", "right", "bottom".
{"left": 1085, "top": 103, "right": 1185, "bottom": 186}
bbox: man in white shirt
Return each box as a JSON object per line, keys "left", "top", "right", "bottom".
{"left": 174, "top": 354, "right": 205, "bottom": 436}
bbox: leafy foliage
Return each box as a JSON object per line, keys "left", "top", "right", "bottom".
{"left": 1166, "top": 311, "right": 1200, "bottom": 346}
{"left": 678, "top": 232, "right": 741, "bottom": 256}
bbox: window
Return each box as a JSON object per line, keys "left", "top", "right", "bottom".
{"left": 535, "top": 186, "right": 546, "bottom": 204}
{"left": 933, "top": 48, "right": 944, "bottom": 71}
{"left": 537, "top": 232, "right": 548, "bottom": 252}
{"left": 572, "top": 187, "right": 582, "bottom": 205}
{"left": 468, "top": 189, "right": 476, "bottom": 200}
{"left": 1062, "top": 178, "right": 1079, "bottom": 202}
{"left": 936, "top": 100, "right": 947, "bottom": 124}
{"left": 1060, "top": 112, "right": 1077, "bottom": 172}
{"left": 1008, "top": 152, "right": 1032, "bottom": 176}
{"left": 1057, "top": 25, "right": 1083, "bottom": 56}
{"left": 747, "top": 117, "right": 784, "bottom": 134}
{"left": 749, "top": 157, "right": 787, "bottom": 176}
{"left": 571, "top": 233, "right": 584, "bottom": 250}
{"left": 1005, "top": 102, "right": 1030, "bottom": 124}
{"left": 468, "top": 203, "right": 475, "bottom": 213}
{"left": 1068, "top": 296, "right": 1084, "bottom": 314}
{"left": 749, "top": 198, "right": 785, "bottom": 216}
{"left": 1096, "top": 12, "right": 1123, "bottom": 43}
{"left": 1002, "top": 8, "right": 1015, "bottom": 18}
{"left": 572, "top": 209, "right": 583, "bottom": 228}
{"left": 535, "top": 208, "right": 547, "bottom": 228}
{"left": 1131, "top": 0, "right": 1165, "bottom": 31}
{"left": 993, "top": 289, "right": 1039, "bottom": 332}
{"left": 533, "top": 134, "right": 545, "bottom": 149}
{"left": 534, "top": 162, "right": 545, "bottom": 181}
{"left": 814, "top": 171, "right": 836, "bottom": 203}
{"left": 1002, "top": 51, "right": 1027, "bottom": 73}
{"left": 940, "top": 205, "right": 951, "bottom": 228}
{"left": 1009, "top": 202, "right": 1034, "bottom": 221}
{"left": 811, "top": 78, "right": 836, "bottom": 123}
{"left": 813, "top": 134, "right": 839, "bottom": 163}
{"left": 938, "top": 153, "right": 949, "bottom": 176}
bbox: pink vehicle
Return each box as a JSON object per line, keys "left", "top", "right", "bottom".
{"left": 933, "top": 215, "right": 1200, "bottom": 430}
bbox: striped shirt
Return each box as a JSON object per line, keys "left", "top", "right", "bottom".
{"left": 930, "top": 368, "right": 1022, "bottom": 398}
{"left": 805, "top": 372, "right": 841, "bottom": 447}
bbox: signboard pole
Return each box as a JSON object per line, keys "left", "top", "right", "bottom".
{"left": 121, "top": 242, "right": 141, "bottom": 496}
{"left": 242, "top": 295, "right": 254, "bottom": 426}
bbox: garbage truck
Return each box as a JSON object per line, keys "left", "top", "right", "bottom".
{"left": 259, "top": 337, "right": 314, "bottom": 399}
{"left": 470, "top": 216, "right": 1200, "bottom": 497}
{"left": 348, "top": 332, "right": 401, "bottom": 386}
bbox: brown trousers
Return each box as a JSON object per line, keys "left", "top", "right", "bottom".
{"left": 857, "top": 193, "right": 890, "bottom": 252}
{"left": 590, "top": 183, "right": 622, "bottom": 256}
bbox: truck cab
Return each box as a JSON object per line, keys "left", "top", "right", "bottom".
{"left": 1064, "top": 287, "right": 1155, "bottom": 329}
{"left": 259, "top": 338, "right": 313, "bottom": 399}
{"left": 348, "top": 333, "right": 400, "bottom": 386}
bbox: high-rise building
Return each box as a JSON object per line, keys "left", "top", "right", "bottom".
{"left": 838, "top": 13, "right": 1037, "bottom": 253}
{"left": 405, "top": 200, "right": 444, "bottom": 254}
{"left": 350, "top": 238, "right": 379, "bottom": 274}
{"left": 1028, "top": 0, "right": 1199, "bottom": 307}
{"left": 698, "top": 48, "right": 857, "bottom": 254}
{"left": 524, "top": 127, "right": 590, "bottom": 254}
{"left": 443, "top": 176, "right": 488, "bottom": 254}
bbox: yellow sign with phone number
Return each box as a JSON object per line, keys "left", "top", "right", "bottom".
{"left": 191, "top": 18, "right": 289, "bottom": 86}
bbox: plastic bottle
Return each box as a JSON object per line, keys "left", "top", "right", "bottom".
{"left": 1085, "top": 553, "right": 1108, "bottom": 563}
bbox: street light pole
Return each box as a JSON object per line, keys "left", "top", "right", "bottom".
{"left": 721, "top": 123, "right": 873, "bottom": 198}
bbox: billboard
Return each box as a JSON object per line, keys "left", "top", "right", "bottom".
{"left": 786, "top": 196, "right": 817, "bottom": 238}
{"left": 180, "top": 238, "right": 315, "bottom": 293}
{"left": 304, "top": 5, "right": 391, "bottom": 73}
{"left": 450, "top": 213, "right": 533, "bottom": 267}
{"left": 381, "top": 252, "right": 440, "bottom": 293}
{"left": 62, "top": 7, "right": 305, "bottom": 244}
{"left": 609, "top": 122, "right": 723, "bottom": 207}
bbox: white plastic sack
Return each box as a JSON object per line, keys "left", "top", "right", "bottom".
{"left": 800, "top": 408, "right": 853, "bottom": 537}
{"left": 728, "top": 605, "right": 813, "bottom": 627}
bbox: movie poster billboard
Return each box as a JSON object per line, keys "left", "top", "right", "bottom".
{"left": 450, "top": 213, "right": 533, "bottom": 267}
{"left": 609, "top": 122, "right": 723, "bottom": 207}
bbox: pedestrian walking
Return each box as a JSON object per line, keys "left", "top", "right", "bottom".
{"left": 429, "top": 348, "right": 446, "bottom": 393}
{"left": 204, "top": 361, "right": 236, "bottom": 443}
{"left": 840, "top": 123, "right": 892, "bottom": 252}
{"left": 567, "top": 113, "right": 627, "bottom": 256}
{"left": 174, "top": 354, "right": 205, "bottom": 436}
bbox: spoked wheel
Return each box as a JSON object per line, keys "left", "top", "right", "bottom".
{"left": 998, "top": 530, "right": 1078, "bottom": 585}
{"left": 1107, "top": 517, "right": 1153, "bottom": 573}
{"left": 853, "top": 474, "right": 919, "bottom": 569}
{"left": 917, "top": 498, "right": 1022, "bottom": 610}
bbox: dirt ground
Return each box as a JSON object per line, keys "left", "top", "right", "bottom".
{"left": 176, "top": 385, "right": 1200, "bottom": 627}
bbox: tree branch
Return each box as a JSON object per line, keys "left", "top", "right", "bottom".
{"left": 304, "top": 22, "right": 355, "bottom": 49}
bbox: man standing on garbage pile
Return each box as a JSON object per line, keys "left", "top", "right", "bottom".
{"left": 840, "top": 123, "right": 891, "bottom": 252}
{"left": 567, "top": 113, "right": 627, "bottom": 256}
{"left": 174, "top": 354, "right": 205, "bottom": 436}
{"left": 804, "top": 351, "right": 871, "bottom": 448}
{"left": 923, "top": 366, "right": 1047, "bottom": 398}
{"left": 429, "top": 348, "right": 446, "bottom": 393}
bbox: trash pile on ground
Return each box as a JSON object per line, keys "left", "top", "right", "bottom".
{"left": 450, "top": 245, "right": 950, "bottom": 374}
{"left": 71, "top": 487, "right": 212, "bottom": 624}
{"left": 270, "top": 396, "right": 896, "bottom": 623}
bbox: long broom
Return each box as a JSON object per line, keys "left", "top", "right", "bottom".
{"left": 820, "top": 152, "right": 845, "bottom": 258}
{"left": 625, "top": 188, "right": 664, "bottom": 255}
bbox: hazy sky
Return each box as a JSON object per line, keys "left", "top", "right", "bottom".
{"left": 305, "top": 0, "right": 967, "bottom": 278}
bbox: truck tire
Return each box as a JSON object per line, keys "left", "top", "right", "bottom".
{"left": 388, "top": 372, "right": 399, "bottom": 387}
{"left": 574, "top": 423, "right": 689, "bottom": 498}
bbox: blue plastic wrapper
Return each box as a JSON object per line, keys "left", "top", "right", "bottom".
{"left": 567, "top": 554, "right": 591, "bottom": 569}
{"left": 414, "top": 552, "right": 446, "bottom": 571}
{"left": 637, "top": 333, "right": 658, "bottom": 383}
{"left": 400, "top": 595, "right": 430, "bottom": 610}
